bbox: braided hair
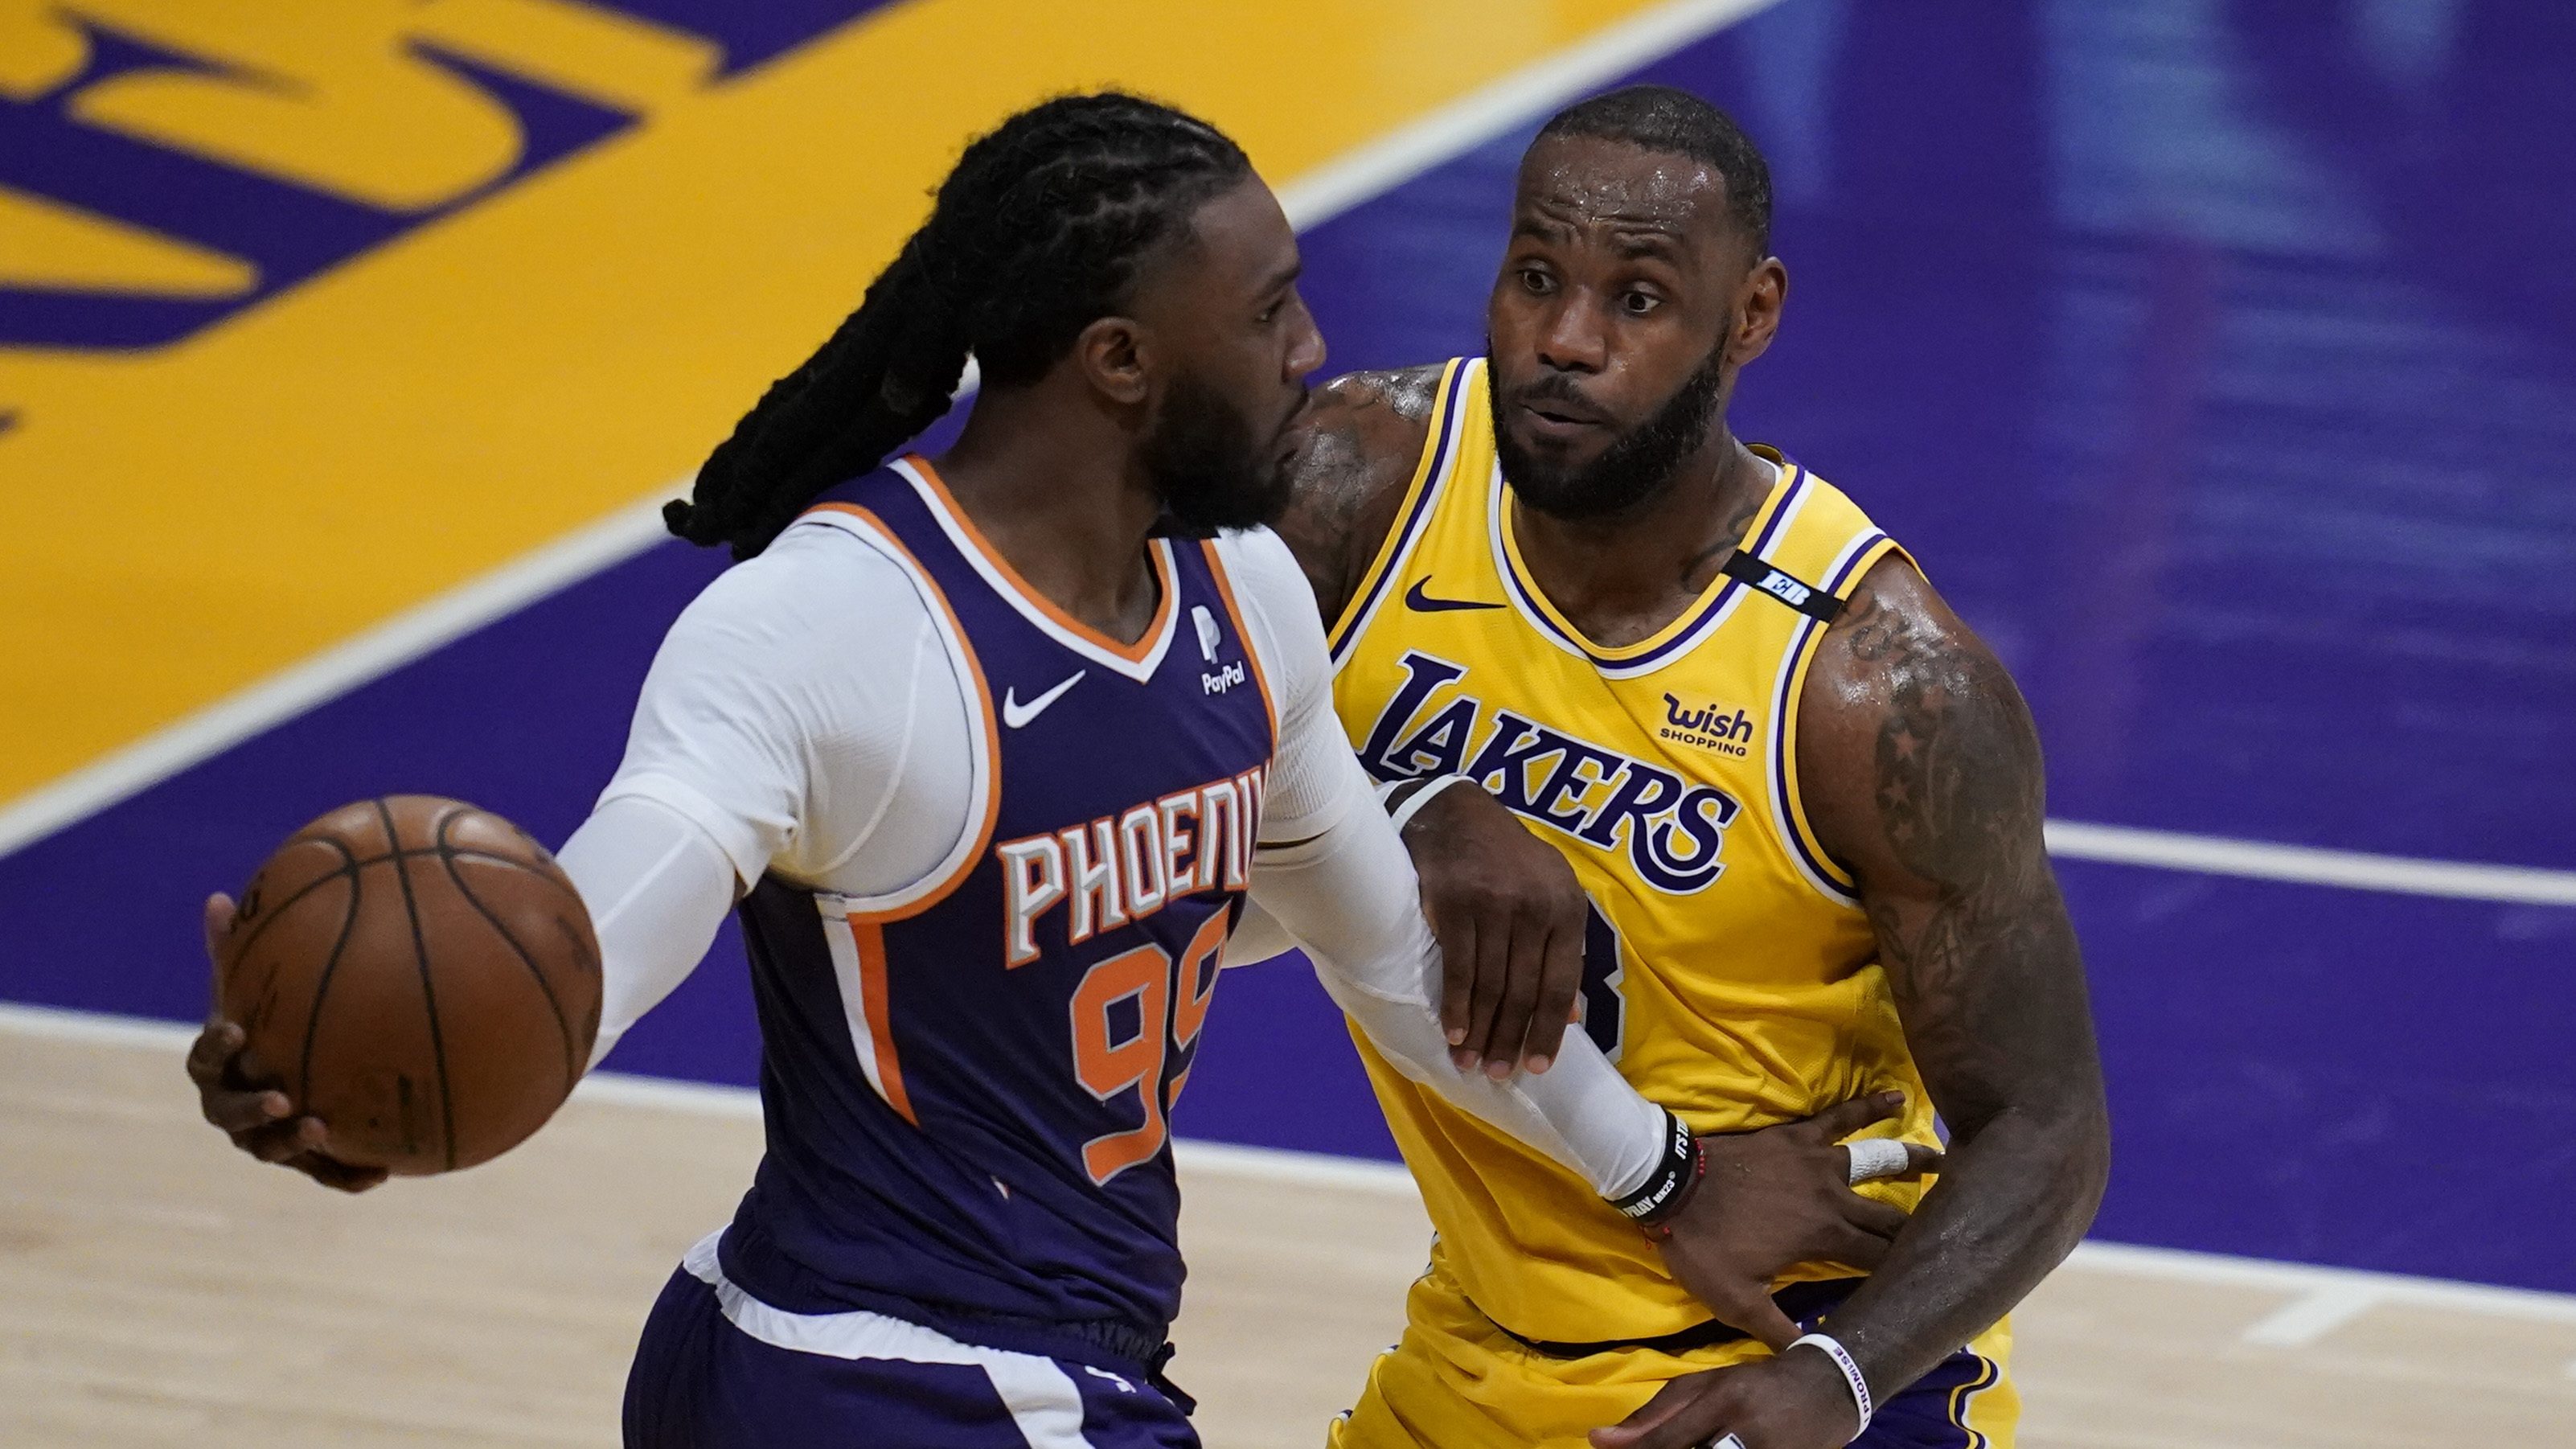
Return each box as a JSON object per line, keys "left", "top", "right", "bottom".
{"left": 667, "top": 92, "right": 1253, "bottom": 559}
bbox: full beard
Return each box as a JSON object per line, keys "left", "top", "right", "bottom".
{"left": 1143, "top": 368, "right": 1299, "bottom": 537}
{"left": 1489, "top": 343, "right": 1728, "bottom": 522}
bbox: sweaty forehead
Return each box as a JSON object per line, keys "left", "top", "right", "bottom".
{"left": 1513, "top": 136, "right": 1729, "bottom": 246}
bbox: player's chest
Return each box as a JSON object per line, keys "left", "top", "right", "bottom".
{"left": 1339, "top": 646, "right": 1782, "bottom": 900}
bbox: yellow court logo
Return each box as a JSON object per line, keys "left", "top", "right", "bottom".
{"left": 0, "top": 1, "right": 878, "bottom": 356}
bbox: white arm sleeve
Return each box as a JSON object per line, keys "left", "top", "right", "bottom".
{"left": 1217, "top": 528, "right": 1667, "bottom": 1200}
{"left": 558, "top": 795, "right": 736, "bottom": 1068}
{"left": 1217, "top": 896, "right": 1298, "bottom": 968}
{"left": 560, "top": 518, "right": 979, "bottom": 1067}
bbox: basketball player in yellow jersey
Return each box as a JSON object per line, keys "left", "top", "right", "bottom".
{"left": 1265, "top": 88, "right": 2112, "bottom": 1449}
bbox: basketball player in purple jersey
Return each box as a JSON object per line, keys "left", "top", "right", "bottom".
{"left": 183, "top": 95, "right": 1932, "bottom": 1447}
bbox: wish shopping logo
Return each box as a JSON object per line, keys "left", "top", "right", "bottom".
{"left": 1659, "top": 694, "right": 1754, "bottom": 757}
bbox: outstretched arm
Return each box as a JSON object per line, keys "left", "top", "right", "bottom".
{"left": 1597, "top": 556, "right": 2109, "bottom": 1449}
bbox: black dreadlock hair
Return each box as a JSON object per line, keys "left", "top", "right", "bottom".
{"left": 1536, "top": 84, "right": 1773, "bottom": 259}
{"left": 667, "top": 92, "right": 1253, "bottom": 559}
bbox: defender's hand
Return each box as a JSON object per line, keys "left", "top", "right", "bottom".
{"left": 1651, "top": 1093, "right": 1938, "bottom": 1348}
{"left": 186, "top": 893, "right": 387, "bottom": 1193}
{"left": 1400, "top": 782, "right": 1587, "bottom": 1078}
{"left": 1590, "top": 1348, "right": 1860, "bottom": 1449}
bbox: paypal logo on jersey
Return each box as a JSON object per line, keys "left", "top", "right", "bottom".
{"left": 1192, "top": 603, "right": 1247, "bottom": 695}
{"left": 1356, "top": 652, "right": 1737, "bottom": 894}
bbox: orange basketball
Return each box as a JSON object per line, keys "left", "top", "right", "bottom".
{"left": 215, "top": 795, "right": 602, "bottom": 1175}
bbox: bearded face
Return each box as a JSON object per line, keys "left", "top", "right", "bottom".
{"left": 1143, "top": 364, "right": 1302, "bottom": 536}
{"left": 1488, "top": 339, "right": 1728, "bottom": 522}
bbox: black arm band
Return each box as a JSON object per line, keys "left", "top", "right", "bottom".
{"left": 1609, "top": 1109, "right": 1703, "bottom": 1224}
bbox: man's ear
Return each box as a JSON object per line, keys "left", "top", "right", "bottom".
{"left": 1075, "top": 314, "right": 1153, "bottom": 408}
{"left": 1727, "top": 256, "right": 1787, "bottom": 369}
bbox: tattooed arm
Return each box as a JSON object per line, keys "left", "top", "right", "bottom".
{"left": 1270, "top": 365, "right": 1442, "bottom": 624}
{"left": 1798, "top": 558, "right": 2110, "bottom": 1406}
{"left": 1795, "top": 556, "right": 2109, "bottom": 1400}
{"left": 1594, "top": 557, "right": 2109, "bottom": 1449}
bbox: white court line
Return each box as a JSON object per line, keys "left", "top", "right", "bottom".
{"left": 0, "top": 0, "right": 2564, "bottom": 916}
{"left": 15, "top": 999, "right": 2576, "bottom": 1339}
{"left": 0, "top": 0, "right": 1782, "bottom": 868}
{"left": 0, "top": 488, "right": 683, "bottom": 861}
{"left": 2238, "top": 1283, "right": 2385, "bottom": 1347}
{"left": 2045, "top": 820, "right": 2576, "bottom": 909}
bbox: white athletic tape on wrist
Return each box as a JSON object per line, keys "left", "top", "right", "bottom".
{"left": 1844, "top": 1136, "right": 1912, "bottom": 1184}
{"left": 1385, "top": 774, "right": 1475, "bottom": 835}
{"left": 1788, "top": 1332, "right": 1873, "bottom": 1439}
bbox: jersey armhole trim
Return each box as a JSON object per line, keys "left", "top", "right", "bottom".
{"left": 799, "top": 503, "right": 1003, "bottom": 923}
{"left": 1770, "top": 531, "right": 1910, "bottom": 907}
{"left": 1326, "top": 357, "right": 1473, "bottom": 669}
{"left": 1200, "top": 540, "right": 1281, "bottom": 756}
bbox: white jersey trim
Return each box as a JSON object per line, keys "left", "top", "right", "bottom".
{"left": 681, "top": 1230, "right": 1099, "bottom": 1448}
{"left": 1765, "top": 523, "right": 1889, "bottom": 907}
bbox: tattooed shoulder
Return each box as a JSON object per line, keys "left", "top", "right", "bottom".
{"left": 1796, "top": 556, "right": 2048, "bottom": 897}
{"left": 1799, "top": 554, "right": 2084, "bottom": 1138}
{"left": 1274, "top": 364, "right": 1446, "bottom": 621}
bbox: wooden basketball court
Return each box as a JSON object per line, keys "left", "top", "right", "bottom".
{"left": 7, "top": 1013, "right": 2572, "bottom": 1448}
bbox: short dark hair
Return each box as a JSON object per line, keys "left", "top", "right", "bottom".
{"left": 1535, "top": 84, "right": 1772, "bottom": 257}
{"left": 667, "top": 92, "right": 1253, "bottom": 559}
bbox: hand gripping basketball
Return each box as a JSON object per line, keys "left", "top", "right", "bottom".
{"left": 188, "top": 795, "right": 603, "bottom": 1184}
{"left": 187, "top": 893, "right": 388, "bottom": 1193}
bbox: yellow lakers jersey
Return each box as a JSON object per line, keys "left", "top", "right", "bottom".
{"left": 1328, "top": 357, "right": 1940, "bottom": 1344}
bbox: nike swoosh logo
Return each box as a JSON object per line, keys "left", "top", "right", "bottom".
{"left": 1404, "top": 577, "right": 1505, "bottom": 613}
{"left": 1002, "top": 670, "right": 1086, "bottom": 729}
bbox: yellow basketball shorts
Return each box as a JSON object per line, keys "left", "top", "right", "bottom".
{"left": 1328, "top": 1267, "right": 2018, "bottom": 1449}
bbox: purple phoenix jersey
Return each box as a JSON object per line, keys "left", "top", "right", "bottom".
{"left": 716, "top": 457, "right": 1278, "bottom": 1374}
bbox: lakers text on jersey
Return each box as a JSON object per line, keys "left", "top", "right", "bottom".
{"left": 1322, "top": 359, "right": 2016, "bottom": 1449}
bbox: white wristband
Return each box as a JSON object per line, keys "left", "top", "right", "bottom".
{"left": 1385, "top": 774, "right": 1475, "bottom": 835}
{"left": 1788, "top": 1332, "right": 1873, "bottom": 1439}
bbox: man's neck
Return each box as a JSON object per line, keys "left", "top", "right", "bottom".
{"left": 1510, "top": 431, "right": 1774, "bottom": 651}
{"left": 936, "top": 383, "right": 1167, "bottom": 646}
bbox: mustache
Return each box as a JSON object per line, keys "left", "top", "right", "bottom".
{"left": 1503, "top": 371, "right": 1606, "bottom": 420}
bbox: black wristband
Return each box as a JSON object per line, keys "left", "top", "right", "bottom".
{"left": 1609, "top": 1110, "right": 1702, "bottom": 1225}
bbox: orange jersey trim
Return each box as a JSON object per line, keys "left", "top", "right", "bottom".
{"left": 904, "top": 454, "right": 1176, "bottom": 667}
{"left": 847, "top": 918, "right": 917, "bottom": 1126}
{"left": 801, "top": 500, "right": 1004, "bottom": 924}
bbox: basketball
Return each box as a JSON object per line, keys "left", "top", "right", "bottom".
{"left": 214, "top": 796, "right": 602, "bottom": 1175}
